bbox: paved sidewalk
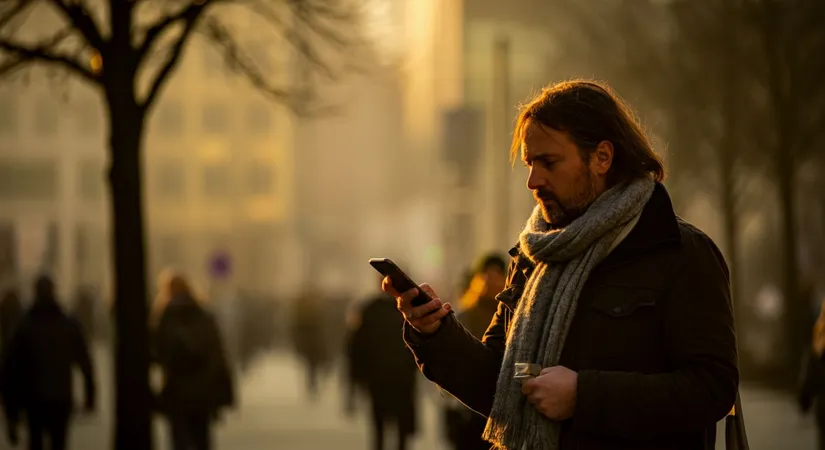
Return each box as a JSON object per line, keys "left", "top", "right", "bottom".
{"left": 1, "top": 345, "right": 819, "bottom": 450}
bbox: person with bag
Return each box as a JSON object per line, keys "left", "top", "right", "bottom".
{"left": 383, "top": 80, "right": 743, "bottom": 450}
{"left": 151, "top": 270, "right": 234, "bottom": 450}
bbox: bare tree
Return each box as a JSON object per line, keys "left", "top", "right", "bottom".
{"left": 0, "top": 1, "right": 368, "bottom": 448}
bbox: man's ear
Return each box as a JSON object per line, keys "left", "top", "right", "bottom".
{"left": 592, "top": 140, "right": 614, "bottom": 176}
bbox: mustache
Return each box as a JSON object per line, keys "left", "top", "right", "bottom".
{"left": 533, "top": 189, "right": 557, "bottom": 203}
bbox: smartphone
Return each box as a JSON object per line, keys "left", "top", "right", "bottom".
{"left": 368, "top": 258, "right": 433, "bottom": 307}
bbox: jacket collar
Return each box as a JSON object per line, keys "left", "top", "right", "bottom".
{"left": 508, "top": 183, "right": 681, "bottom": 267}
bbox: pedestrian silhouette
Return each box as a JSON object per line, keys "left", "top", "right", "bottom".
{"left": 151, "top": 270, "right": 234, "bottom": 450}
{"left": 1, "top": 275, "right": 96, "bottom": 450}
{"left": 289, "top": 289, "right": 329, "bottom": 400}
{"left": 443, "top": 254, "right": 506, "bottom": 450}
{"left": 0, "top": 286, "right": 23, "bottom": 361}
{"left": 346, "top": 289, "right": 418, "bottom": 450}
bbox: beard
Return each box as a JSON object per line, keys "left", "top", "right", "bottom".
{"left": 534, "top": 167, "right": 600, "bottom": 229}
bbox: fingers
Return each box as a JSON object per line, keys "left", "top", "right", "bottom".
{"left": 385, "top": 278, "right": 449, "bottom": 331}
{"left": 419, "top": 283, "right": 437, "bottom": 298}
{"left": 521, "top": 378, "right": 537, "bottom": 395}
{"left": 381, "top": 277, "right": 400, "bottom": 297}
{"left": 539, "top": 367, "right": 553, "bottom": 376}
{"left": 411, "top": 302, "right": 451, "bottom": 326}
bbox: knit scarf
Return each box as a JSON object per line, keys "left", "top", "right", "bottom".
{"left": 482, "top": 177, "right": 655, "bottom": 449}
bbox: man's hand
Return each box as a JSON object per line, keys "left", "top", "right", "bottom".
{"left": 521, "top": 366, "right": 578, "bottom": 421}
{"left": 382, "top": 278, "right": 451, "bottom": 335}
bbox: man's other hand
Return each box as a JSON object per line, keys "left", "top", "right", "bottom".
{"left": 522, "top": 366, "right": 578, "bottom": 421}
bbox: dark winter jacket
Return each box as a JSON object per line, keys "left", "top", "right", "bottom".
{"left": 154, "top": 296, "right": 234, "bottom": 416}
{"left": 1, "top": 297, "right": 95, "bottom": 421}
{"left": 404, "top": 183, "right": 739, "bottom": 450}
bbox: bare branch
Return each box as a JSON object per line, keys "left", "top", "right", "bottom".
{"left": 137, "top": 0, "right": 218, "bottom": 62}
{"left": 0, "top": 27, "right": 99, "bottom": 84}
{"left": 140, "top": 3, "right": 209, "bottom": 110}
{"left": 192, "top": 0, "right": 367, "bottom": 116}
{"left": 46, "top": 0, "right": 105, "bottom": 50}
{"left": 0, "top": 0, "right": 29, "bottom": 29}
{"left": 199, "top": 16, "right": 293, "bottom": 102}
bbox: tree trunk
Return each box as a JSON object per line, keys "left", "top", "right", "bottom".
{"left": 106, "top": 93, "right": 152, "bottom": 450}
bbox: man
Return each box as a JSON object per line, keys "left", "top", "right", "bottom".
{"left": 444, "top": 254, "right": 507, "bottom": 450}
{"left": 383, "top": 80, "right": 738, "bottom": 450}
{"left": 2, "top": 275, "right": 96, "bottom": 450}
{"left": 345, "top": 283, "right": 419, "bottom": 450}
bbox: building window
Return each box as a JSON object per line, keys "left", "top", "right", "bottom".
{"left": 203, "top": 47, "right": 224, "bottom": 78}
{"left": 0, "top": 94, "right": 17, "bottom": 135}
{"left": 0, "top": 160, "right": 58, "bottom": 200}
{"left": 156, "top": 233, "right": 185, "bottom": 268}
{"left": 247, "top": 163, "right": 274, "bottom": 195}
{"left": 75, "top": 223, "right": 105, "bottom": 286}
{"left": 155, "top": 101, "right": 184, "bottom": 136}
{"left": 76, "top": 100, "right": 100, "bottom": 136}
{"left": 202, "top": 102, "right": 229, "bottom": 134}
{"left": 78, "top": 159, "right": 104, "bottom": 201}
{"left": 34, "top": 100, "right": 59, "bottom": 135}
{"left": 246, "top": 102, "right": 271, "bottom": 135}
{"left": 155, "top": 159, "right": 186, "bottom": 200}
{"left": 202, "top": 164, "right": 231, "bottom": 198}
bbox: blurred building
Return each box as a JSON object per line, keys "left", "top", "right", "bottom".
{"left": 0, "top": 80, "right": 107, "bottom": 303}
{"left": 0, "top": 6, "right": 293, "bottom": 303}
{"left": 143, "top": 32, "right": 293, "bottom": 300}
{"left": 399, "top": 0, "right": 563, "bottom": 298}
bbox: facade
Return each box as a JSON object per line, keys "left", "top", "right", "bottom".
{"left": 0, "top": 7, "right": 293, "bottom": 303}
{"left": 397, "top": 0, "right": 564, "bottom": 299}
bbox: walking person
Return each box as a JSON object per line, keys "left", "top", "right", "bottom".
{"left": 151, "top": 270, "right": 234, "bottom": 450}
{"left": 346, "top": 286, "right": 419, "bottom": 450}
{"left": 444, "top": 254, "right": 507, "bottom": 450}
{"left": 290, "top": 289, "right": 329, "bottom": 401}
{"left": 1, "top": 275, "right": 96, "bottom": 450}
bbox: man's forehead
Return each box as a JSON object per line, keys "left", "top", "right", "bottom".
{"left": 521, "top": 125, "right": 565, "bottom": 159}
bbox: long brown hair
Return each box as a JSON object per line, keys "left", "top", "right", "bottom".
{"left": 150, "top": 268, "right": 201, "bottom": 329}
{"left": 511, "top": 79, "right": 665, "bottom": 187}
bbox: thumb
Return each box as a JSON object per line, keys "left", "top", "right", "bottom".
{"left": 539, "top": 367, "right": 554, "bottom": 376}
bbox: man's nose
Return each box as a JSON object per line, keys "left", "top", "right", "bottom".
{"left": 526, "top": 167, "right": 545, "bottom": 190}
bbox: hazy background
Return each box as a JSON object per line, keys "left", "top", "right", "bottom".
{"left": 1, "top": 0, "right": 824, "bottom": 448}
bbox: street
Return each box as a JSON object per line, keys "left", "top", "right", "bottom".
{"left": 0, "top": 344, "right": 819, "bottom": 450}
{"left": 68, "top": 345, "right": 446, "bottom": 450}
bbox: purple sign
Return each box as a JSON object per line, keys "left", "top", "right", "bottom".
{"left": 208, "top": 250, "right": 232, "bottom": 280}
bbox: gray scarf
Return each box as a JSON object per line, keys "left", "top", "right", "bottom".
{"left": 482, "top": 177, "right": 655, "bottom": 450}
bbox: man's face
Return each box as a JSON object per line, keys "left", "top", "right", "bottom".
{"left": 521, "top": 122, "right": 612, "bottom": 228}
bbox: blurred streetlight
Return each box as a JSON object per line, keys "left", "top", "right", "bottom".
{"left": 89, "top": 51, "right": 103, "bottom": 74}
